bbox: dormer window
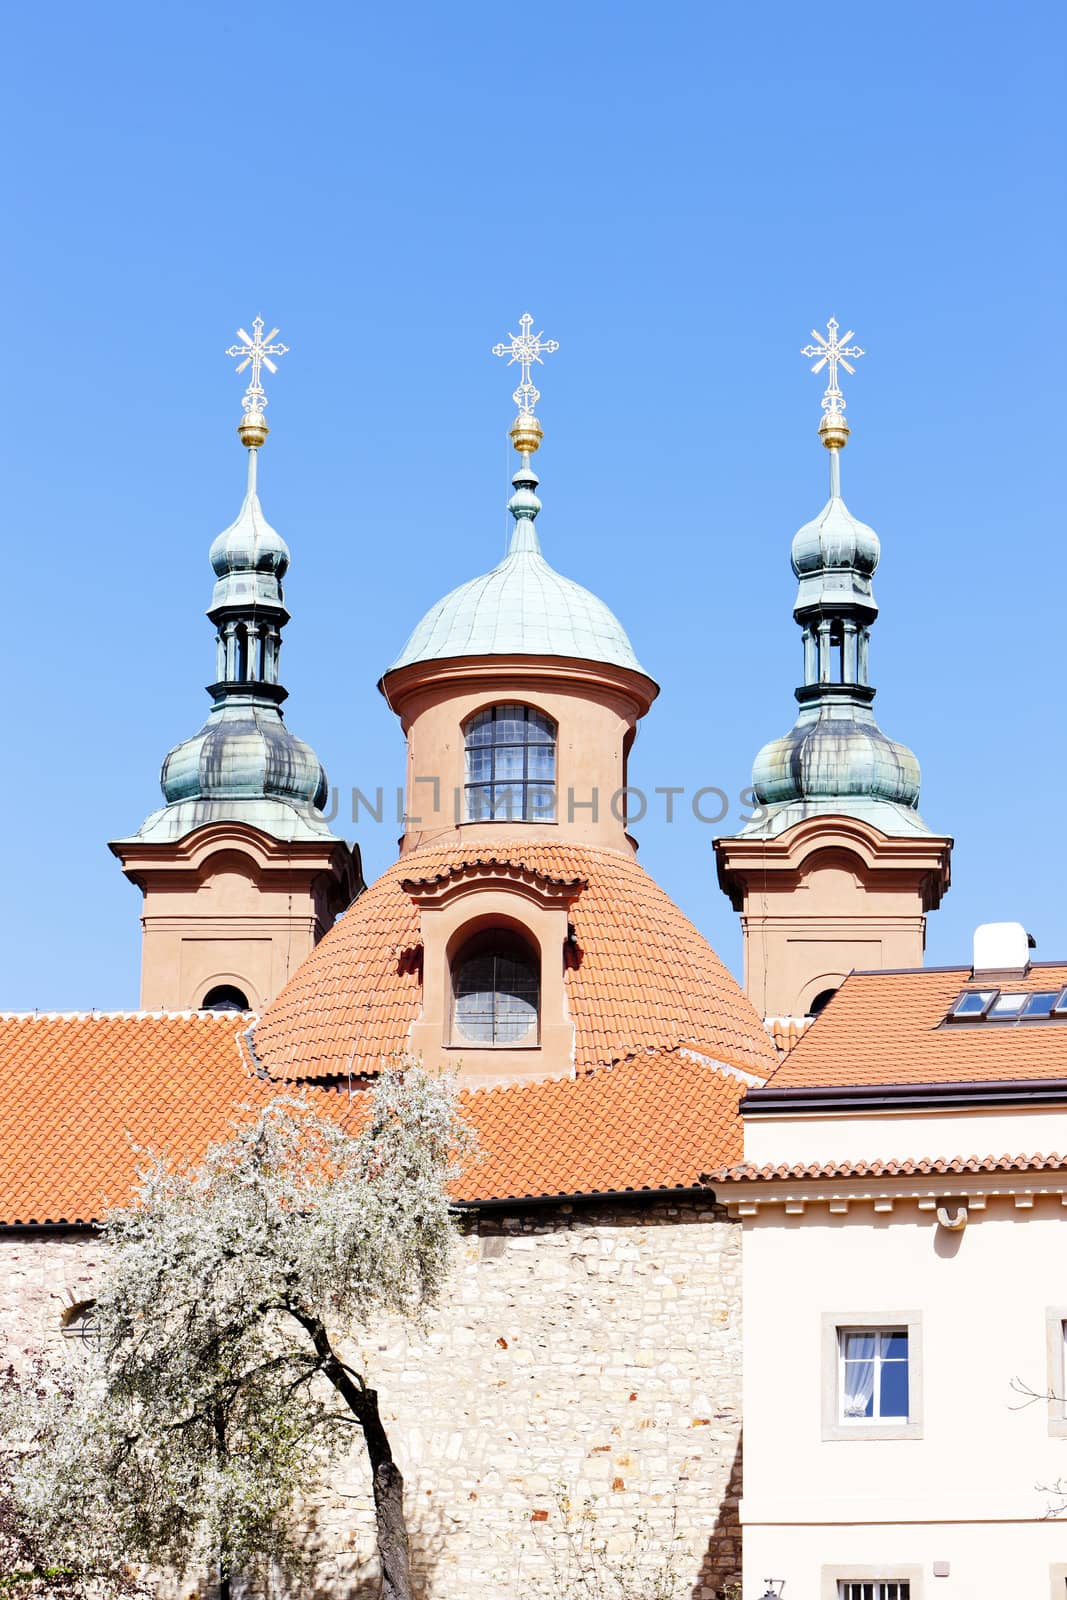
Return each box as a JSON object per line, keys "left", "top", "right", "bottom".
{"left": 464, "top": 704, "right": 556, "bottom": 822}
{"left": 451, "top": 930, "right": 540, "bottom": 1046}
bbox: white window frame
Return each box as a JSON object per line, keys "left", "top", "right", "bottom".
{"left": 1045, "top": 1308, "right": 1067, "bottom": 1437}
{"left": 838, "top": 1326, "right": 909, "bottom": 1424}
{"left": 821, "top": 1311, "right": 923, "bottom": 1441}
{"left": 837, "top": 1581, "right": 912, "bottom": 1600}
{"left": 821, "top": 1567, "right": 921, "bottom": 1600}
{"left": 462, "top": 703, "right": 557, "bottom": 824}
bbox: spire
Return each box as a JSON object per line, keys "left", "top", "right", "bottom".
{"left": 122, "top": 315, "right": 336, "bottom": 844}
{"left": 791, "top": 317, "right": 880, "bottom": 689}
{"left": 206, "top": 317, "right": 294, "bottom": 703}
{"left": 384, "top": 311, "right": 651, "bottom": 682}
{"left": 111, "top": 317, "right": 361, "bottom": 1013}
{"left": 493, "top": 312, "right": 557, "bottom": 555}
{"left": 742, "top": 317, "right": 928, "bottom": 836}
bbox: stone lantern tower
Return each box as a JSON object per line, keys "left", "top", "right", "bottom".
{"left": 110, "top": 318, "right": 360, "bottom": 1012}
{"left": 715, "top": 320, "right": 951, "bottom": 1021}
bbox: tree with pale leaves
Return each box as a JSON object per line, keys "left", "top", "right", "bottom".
{"left": 0, "top": 1066, "right": 473, "bottom": 1600}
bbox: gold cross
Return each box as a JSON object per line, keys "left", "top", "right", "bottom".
{"left": 226, "top": 316, "right": 289, "bottom": 415}
{"left": 492, "top": 313, "right": 559, "bottom": 416}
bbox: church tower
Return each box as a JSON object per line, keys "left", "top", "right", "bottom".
{"left": 110, "top": 319, "right": 360, "bottom": 1012}
{"left": 715, "top": 320, "right": 951, "bottom": 1021}
{"left": 249, "top": 314, "right": 776, "bottom": 1089}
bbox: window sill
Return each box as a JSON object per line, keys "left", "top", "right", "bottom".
{"left": 458, "top": 817, "right": 559, "bottom": 828}
{"left": 443, "top": 1042, "right": 542, "bottom": 1052}
{"left": 822, "top": 1419, "right": 922, "bottom": 1441}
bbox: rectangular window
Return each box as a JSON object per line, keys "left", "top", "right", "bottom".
{"left": 838, "top": 1584, "right": 910, "bottom": 1600}
{"left": 839, "top": 1327, "right": 909, "bottom": 1422}
{"left": 822, "top": 1311, "right": 922, "bottom": 1440}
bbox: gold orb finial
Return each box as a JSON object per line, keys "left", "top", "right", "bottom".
{"left": 237, "top": 413, "right": 270, "bottom": 449}
{"left": 510, "top": 411, "right": 544, "bottom": 454}
{"left": 818, "top": 411, "right": 850, "bottom": 450}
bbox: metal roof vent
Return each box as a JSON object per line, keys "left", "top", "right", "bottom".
{"left": 972, "top": 921, "right": 1032, "bottom": 976}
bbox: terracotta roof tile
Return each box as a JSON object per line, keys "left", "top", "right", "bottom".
{"left": 766, "top": 964, "right": 1067, "bottom": 1090}
{"left": 253, "top": 844, "right": 777, "bottom": 1081}
{"left": 0, "top": 1015, "right": 755, "bottom": 1223}
{"left": 764, "top": 1016, "right": 810, "bottom": 1056}
{"left": 0, "top": 1012, "right": 267, "bottom": 1225}
{"left": 456, "top": 1049, "right": 754, "bottom": 1202}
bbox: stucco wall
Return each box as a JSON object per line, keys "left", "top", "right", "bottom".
{"left": 0, "top": 1201, "right": 744, "bottom": 1600}
{"left": 738, "top": 1195, "right": 1067, "bottom": 1598}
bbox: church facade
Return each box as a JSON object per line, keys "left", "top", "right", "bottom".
{"left": 3, "top": 313, "right": 1060, "bottom": 1600}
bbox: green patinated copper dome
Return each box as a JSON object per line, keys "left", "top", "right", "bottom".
{"left": 791, "top": 494, "right": 880, "bottom": 616}
{"left": 751, "top": 699, "right": 921, "bottom": 809}
{"left": 208, "top": 486, "right": 291, "bottom": 612}
{"left": 160, "top": 699, "right": 327, "bottom": 809}
{"left": 387, "top": 459, "right": 650, "bottom": 679}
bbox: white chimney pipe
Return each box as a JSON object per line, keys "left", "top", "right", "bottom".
{"left": 972, "top": 921, "right": 1030, "bottom": 975}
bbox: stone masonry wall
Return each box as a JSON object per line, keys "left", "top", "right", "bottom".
{"left": 0, "top": 1200, "right": 743, "bottom": 1600}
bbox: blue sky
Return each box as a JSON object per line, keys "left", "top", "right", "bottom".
{"left": 0, "top": 0, "right": 1063, "bottom": 1009}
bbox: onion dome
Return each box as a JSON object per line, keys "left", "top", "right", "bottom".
{"left": 752, "top": 701, "right": 921, "bottom": 808}
{"left": 208, "top": 488, "right": 290, "bottom": 612}
{"left": 160, "top": 700, "right": 327, "bottom": 809}
{"left": 117, "top": 319, "right": 340, "bottom": 848}
{"left": 738, "top": 317, "right": 933, "bottom": 840}
{"left": 791, "top": 495, "right": 880, "bottom": 617}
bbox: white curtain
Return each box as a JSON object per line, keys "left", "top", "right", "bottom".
{"left": 841, "top": 1331, "right": 877, "bottom": 1417}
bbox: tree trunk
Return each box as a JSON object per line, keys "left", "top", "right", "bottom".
{"left": 353, "top": 1385, "right": 411, "bottom": 1600}
{"left": 289, "top": 1308, "right": 414, "bottom": 1600}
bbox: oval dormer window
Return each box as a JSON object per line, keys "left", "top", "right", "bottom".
{"left": 464, "top": 704, "right": 556, "bottom": 822}
{"left": 451, "top": 931, "right": 540, "bottom": 1046}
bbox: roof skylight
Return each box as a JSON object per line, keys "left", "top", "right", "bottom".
{"left": 988, "top": 992, "right": 1027, "bottom": 1019}
{"left": 946, "top": 985, "right": 1067, "bottom": 1025}
{"left": 949, "top": 990, "right": 997, "bottom": 1020}
{"left": 1023, "top": 991, "right": 1060, "bottom": 1019}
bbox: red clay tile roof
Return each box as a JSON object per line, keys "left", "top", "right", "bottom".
{"left": 455, "top": 1049, "right": 754, "bottom": 1203}
{"left": 707, "top": 1152, "right": 1067, "bottom": 1183}
{"left": 765, "top": 964, "right": 1067, "bottom": 1090}
{"left": 0, "top": 1016, "right": 756, "bottom": 1224}
{"left": 0, "top": 1012, "right": 267, "bottom": 1226}
{"left": 764, "top": 1016, "right": 810, "bottom": 1056}
{"left": 252, "top": 843, "right": 777, "bottom": 1081}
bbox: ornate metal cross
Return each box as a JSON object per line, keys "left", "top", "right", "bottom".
{"left": 226, "top": 316, "right": 289, "bottom": 414}
{"left": 492, "top": 312, "right": 559, "bottom": 416}
{"left": 801, "top": 317, "right": 864, "bottom": 413}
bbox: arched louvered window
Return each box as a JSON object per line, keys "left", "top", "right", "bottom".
{"left": 464, "top": 704, "right": 556, "bottom": 822}
{"left": 451, "top": 931, "right": 540, "bottom": 1046}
